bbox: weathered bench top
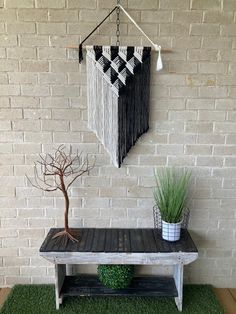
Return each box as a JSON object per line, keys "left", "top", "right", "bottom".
{"left": 40, "top": 228, "right": 198, "bottom": 254}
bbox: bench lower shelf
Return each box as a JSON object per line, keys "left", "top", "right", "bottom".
{"left": 60, "top": 275, "right": 178, "bottom": 298}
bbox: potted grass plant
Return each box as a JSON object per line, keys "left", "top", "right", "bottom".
{"left": 154, "top": 167, "right": 191, "bottom": 242}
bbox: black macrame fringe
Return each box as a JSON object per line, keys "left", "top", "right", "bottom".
{"left": 118, "top": 47, "right": 151, "bottom": 167}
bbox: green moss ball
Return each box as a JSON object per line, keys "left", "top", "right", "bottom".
{"left": 97, "top": 265, "right": 134, "bottom": 289}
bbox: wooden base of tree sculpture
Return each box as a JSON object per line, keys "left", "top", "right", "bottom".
{"left": 27, "top": 145, "right": 94, "bottom": 244}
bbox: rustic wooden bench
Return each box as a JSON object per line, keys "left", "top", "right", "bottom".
{"left": 40, "top": 228, "right": 198, "bottom": 311}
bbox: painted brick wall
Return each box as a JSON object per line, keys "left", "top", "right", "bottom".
{"left": 0, "top": 0, "right": 236, "bottom": 287}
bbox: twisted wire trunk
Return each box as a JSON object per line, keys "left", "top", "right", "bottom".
{"left": 60, "top": 173, "right": 69, "bottom": 232}
{"left": 63, "top": 190, "right": 69, "bottom": 232}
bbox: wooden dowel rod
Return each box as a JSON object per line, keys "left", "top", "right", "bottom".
{"left": 67, "top": 45, "right": 172, "bottom": 53}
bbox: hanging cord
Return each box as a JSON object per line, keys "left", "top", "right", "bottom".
{"left": 116, "top": 0, "right": 121, "bottom": 46}
{"left": 79, "top": 6, "right": 117, "bottom": 63}
{"left": 118, "top": 4, "right": 163, "bottom": 71}
{"left": 79, "top": 3, "right": 163, "bottom": 70}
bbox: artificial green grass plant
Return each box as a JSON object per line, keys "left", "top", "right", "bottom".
{"left": 154, "top": 167, "right": 191, "bottom": 223}
{"left": 1, "top": 284, "right": 224, "bottom": 314}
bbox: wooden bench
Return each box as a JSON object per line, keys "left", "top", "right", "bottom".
{"left": 40, "top": 228, "right": 198, "bottom": 311}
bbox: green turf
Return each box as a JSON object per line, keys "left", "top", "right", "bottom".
{"left": 1, "top": 284, "right": 224, "bottom": 314}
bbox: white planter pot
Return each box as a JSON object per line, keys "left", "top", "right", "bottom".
{"left": 162, "top": 220, "right": 182, "bottom": 242}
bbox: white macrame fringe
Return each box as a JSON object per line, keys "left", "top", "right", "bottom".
{"left": 87, "top": 53, "right": 119, "bottom": 167}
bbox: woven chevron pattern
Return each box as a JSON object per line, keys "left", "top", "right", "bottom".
{"left": 86, "top": 46, "right": 150, "bottom": 96}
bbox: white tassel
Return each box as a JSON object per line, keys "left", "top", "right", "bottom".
{"left": 156, "top": 49, "right": 163, "bottom": 71}
{"left": 153, "top": 44, "right": 163, "bottom": 71}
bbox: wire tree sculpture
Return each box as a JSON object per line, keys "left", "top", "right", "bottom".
{"left": 27, "top": 145, "right": 95, "bottom": 243}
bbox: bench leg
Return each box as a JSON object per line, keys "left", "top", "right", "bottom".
{"left": 174, "top": 263, "right": 183, "bottom": 312}
{"left": 56, "top": 295, "right": 63, "bottom": 310}
{"left": 55, "top": 264, "right": 66, "bottom": 310}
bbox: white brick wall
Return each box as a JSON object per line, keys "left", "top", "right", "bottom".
{"left": 0, "top": 0, "right": 236, "bottom": 288}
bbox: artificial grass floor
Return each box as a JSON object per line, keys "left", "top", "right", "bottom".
{"left": 1, "top": 284, "right": 224, "bottom": 314}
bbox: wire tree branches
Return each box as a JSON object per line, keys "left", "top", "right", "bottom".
{"left": 26, "top": 145, "right": 95, "bottom": 243}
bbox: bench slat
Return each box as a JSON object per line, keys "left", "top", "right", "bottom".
{"left": 60, "top": 275, "right": 178, "bottom": 298}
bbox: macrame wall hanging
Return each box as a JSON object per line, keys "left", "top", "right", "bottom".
{"left": 71, "top": 1, "right": 165, "bottom": 167}
{"left": 86, "top": 45, "right": 151, "bottom": 167}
